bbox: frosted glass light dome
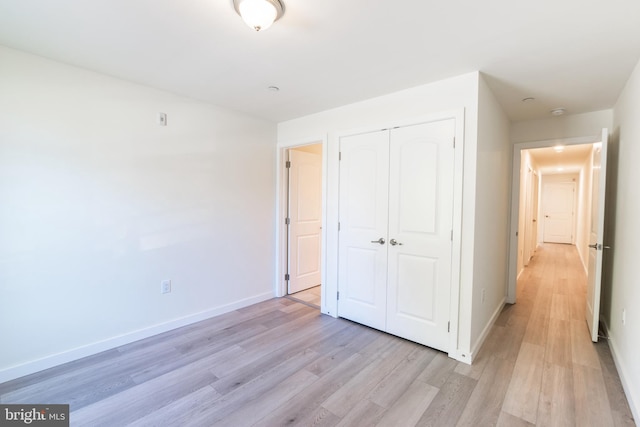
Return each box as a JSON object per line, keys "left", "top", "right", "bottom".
{"left": 235, "top": 0, "right": 284, "bottom": 32}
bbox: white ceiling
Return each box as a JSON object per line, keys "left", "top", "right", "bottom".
{"left": 528, "top": 144, "right": 593, "bottom": 174}
{"left": 0, "top": 0, "right": 639, "bottom": 123}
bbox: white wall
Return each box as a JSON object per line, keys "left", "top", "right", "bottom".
{"left": 609, "top": 58, "right": 640, "bottom": 421}
{"left": 0, "top": 46, "right": 277, "bottom": 381}
{"left": 470, "top": 75, "right": 511, "bottom": 351}
{"left": 511, "top": 110, "right": 613, "bottom": 143}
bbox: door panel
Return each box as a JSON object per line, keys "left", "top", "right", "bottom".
{"left": 386, "top": 120, "right": 454, "bottom": 351}
{"left": 543, "top": 182, "right": 575, "bottom": 243}
{"left": 338, "top": 130, "right": 389, "bottom": 331}
{"left": 586, "top": 129, "right": 608, "bottom": 342}
{"left": 288, "top": 149, "right": 322, "bottom": 293}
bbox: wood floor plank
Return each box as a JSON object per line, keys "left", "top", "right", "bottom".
{"left": 71, "top": 352, "right": 218, "bottom": 426}
{"left": 254, "top": 352, "right": 366, "bottom": 426}
{"left": 502, "top": 342, "right": 545, "bottom": 424}
{"left": 550, "top": 293, "right": 570, "bottom": 320}
{"left": 545, "top": 318, "right": 572, "bottom": 368}
{"left": 573, "top": 364, "right": 616, "bottom": 427}
{"left": 210, "top": 369, "right": 319, "bottom": 427}
{"left": 127, "top": 385, "right": 221, "bottom": 427}
{"left": 496, "top": 411, "right": 535, "bottom": 427}
{"left": 415, "top": 372, "right": 477, "bottom": 427}
{"left": 417, "top": 352, "right": 458, "bottom": 387}
{"left": 570, "top": 319, "right": 601, "bottom": 370}
{"left": 333, "top": 399, "right": 386, "bottom": 427}
{"left": 374, "top": 380, "right": 439, "bottom": 427}
{"left": 455, "top": 356, "right": 516, "bottom": 426}
{"left": 537, "top": 362, "right": 575, "bottom": 426}
{"left": 187, "top": 348, "right": 322, "bottom": 425}
{"left": 368, "top": 347, "right": 437, "bottom": 409}
{"left": 321, "top": 339, "right": 416, "bottom": 418}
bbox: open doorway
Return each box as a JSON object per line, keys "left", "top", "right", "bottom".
{"left": 277, "top": 141, "right": 325, "bottom": 310}
{"left": 507, "top": 130, "right": 609, "bottom": 341}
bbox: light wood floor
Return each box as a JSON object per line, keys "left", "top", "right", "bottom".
{"left": 0, "top": 244, "right": 634, "bottom": 426}
{"left": 287, "top": 285, "right": 321, "bottom": 308}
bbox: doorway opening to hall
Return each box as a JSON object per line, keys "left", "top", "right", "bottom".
{"left": 514, "top": 136, "right": 607, "bottom": 342}
{"left": 284, "top": 143, "right": 323, "bottom": 310}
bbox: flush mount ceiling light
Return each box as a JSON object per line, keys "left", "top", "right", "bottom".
{"left": 554, "top": 145, "right": 565, "bottom": 152}
{"left": 233, "top": 0, "right": 285, "bottom": 32}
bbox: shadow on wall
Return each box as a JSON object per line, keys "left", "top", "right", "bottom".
{"left": 600, "top": 126, "right": 620, "bottom": 331}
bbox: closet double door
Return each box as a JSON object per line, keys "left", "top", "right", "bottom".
{"left": 338, "top": 119, "right": 455, "bottom": 352}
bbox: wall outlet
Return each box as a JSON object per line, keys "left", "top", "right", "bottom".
{"left": 481, "top": 288, "right": 486, "bottom": 304}
{"left": 622, "top": 309, "right": 626, "bottom": 326}
{"left": 161, "top": 279, "right": 171, "bottom": 294}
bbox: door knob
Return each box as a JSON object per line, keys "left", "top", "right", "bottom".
{"left": 588, "top": 243, "right": 601, "bottom": 250}
{"left": 370, "top": 238, "right": 385, "bottom": 245}
{"left": 390, "top": 239, "right": 403, "bottom": 246}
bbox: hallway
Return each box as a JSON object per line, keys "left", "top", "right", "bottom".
{"left": 463, "top": 243, "right": 634, "bottom": 425}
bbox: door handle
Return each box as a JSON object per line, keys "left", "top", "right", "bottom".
{"left": 390, "top": 239, "right": 403, "bottom": 246}
{"left": 370, "top": 238, "right": 385, "bottom": 245}
{"left": 588, "top": 243, "right": 602, "bottom": 250}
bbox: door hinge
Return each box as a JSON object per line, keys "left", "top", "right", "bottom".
{"left": 448, "top": 321, "right": 450, "bottom": 333}
{"left": 285, "top": 217, "right": 290, "bottom": 225}
{"left": 337, "top": 291, "right": 340, "bottom": 300}
{"left": 338, "top": 222, "right": 341, "bottom": 231}
{"left": 453, "top": 137, "right": 456, "bottom": 148}
{"left": 285, "top": 160, "right": 291, "bottom": 168}
{"left": 285, "top": 273, "right": 290, "bottom": 281}
{"left": 339, "top": 152, "right": 342, "bottom": 161}
{"left": 451, "top": 229, "right": 453, "bottom": 241}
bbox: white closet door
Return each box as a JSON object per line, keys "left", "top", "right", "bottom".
{"left": 338, "top": 130, "right": 389, "bottom": 331}
{"left": 386, "top": 120, "right": 455, "bottom": 351}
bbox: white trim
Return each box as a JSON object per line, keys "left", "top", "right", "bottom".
{"left": 331, "top": 109, "right": 466, "bottom": 359}
{"left": 0, "top": 292, "right": 273, "bottom": 383}
{"left": 461, "top": 297, "right": 506, "bottom": 364}
{"left": 507, "top": 134, "right": 601, "bottom": 303}
{"left": 274, "top": 135, "right": 329, "bottom": 315}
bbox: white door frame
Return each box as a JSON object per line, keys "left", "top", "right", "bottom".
{"left": 507, "top": 135, "right": 600, "bottom": 303}
{"left": 275, "top": 136, "right": 328, "bottom": 308}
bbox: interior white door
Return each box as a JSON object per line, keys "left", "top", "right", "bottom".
{"left": 385, "top": 120, "right": 454, "bottom": 351}
{"left": 288, "top": 149, "right": 322, "bottom": 294}
{"left": 523, "top": 167, "right": 534, "bottom": 264}
{"left": 542, "top": 182, "right": 575, "bottom": 243}
{"left": 337, "top": 130, "right": 389, "bottom": 331}
{"left": 586, "top": 129, "right": 609, "bottom": 342}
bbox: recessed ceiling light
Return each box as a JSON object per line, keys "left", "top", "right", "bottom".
{"left": 267, "top": 86, "right": 280, "bottom": 92}
{"left": 554, "top": 145, "right": 565, "bottom": 152}
{"left": 551, "top": 108, "right": 566, "bottom": 116}
{"left": 522, "top": 97, "right": 535, "bottom": 102}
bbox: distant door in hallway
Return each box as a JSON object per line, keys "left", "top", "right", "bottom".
{"left": 288, "top": 149, "right": 322, "bottom": 294}
{"left": 542, "top": 182, "right": 575, "bottom": 243}
{"left": 586, "top": 130, "right": 609, "bottom": 342}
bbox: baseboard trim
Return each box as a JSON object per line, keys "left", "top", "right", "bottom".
{"left": 0, "top": 292, "right": 274, "bottom": 384}
{"left": 458, "top": 296, "right": 506, "bottom": 364}
{"left": 607, "top": 334, "right": 640, "bottom": 423}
